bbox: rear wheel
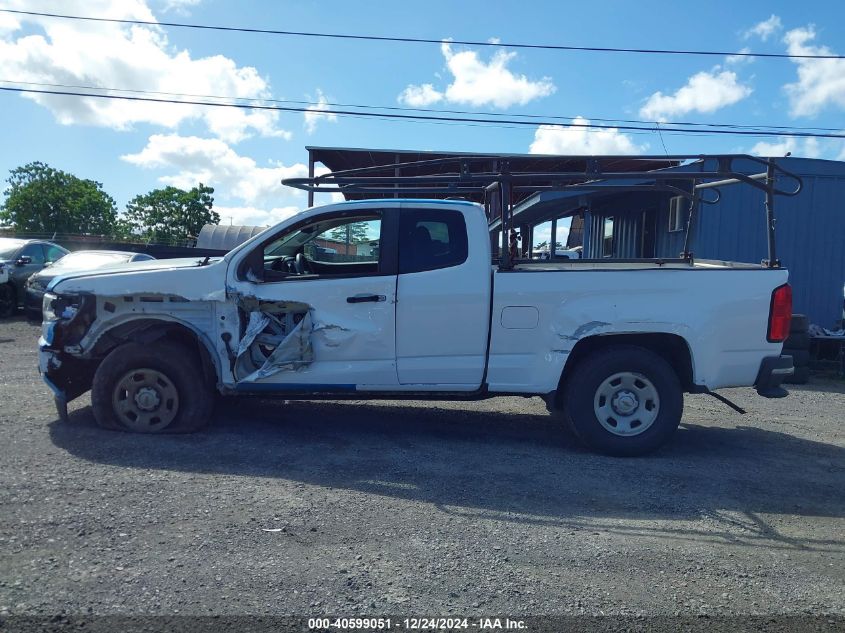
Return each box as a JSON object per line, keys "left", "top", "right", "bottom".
{"left": 562, "top": 345, "right": 683, "bottom": 456}
{"left": 91, "top": 342, "right": 213, "bottom": 433}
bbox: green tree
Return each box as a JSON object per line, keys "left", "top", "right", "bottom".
{"left": 0, "top": 161, "right": 118, "bottom": 235}
{"left": 125, "top": 184, "right": 218, "bottom": 244}
{"left": 329, "top": 221, "right": 370, "bottom": 244}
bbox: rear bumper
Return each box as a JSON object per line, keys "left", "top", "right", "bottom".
{"left": 755, "top": 355, "right": 793, "bottom": 398}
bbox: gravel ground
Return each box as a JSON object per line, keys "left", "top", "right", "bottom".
{"left": 1, "top": 316, "right": 843, "bottom": 623}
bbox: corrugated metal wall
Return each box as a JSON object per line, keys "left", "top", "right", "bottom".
{"left": 586, "top": 212, "right": 643, "bottom": 259}
{"left": 582, "top": 158, "right": 845, "bottom": 326}
{"left": 655, "top": 158, "right": 845, "bottom": 327}
{"left": 585, "top": 195, "right": 649, "bottom": 259}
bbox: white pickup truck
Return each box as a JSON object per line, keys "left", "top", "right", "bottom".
{"left": 38, "top": 196, "right": 794, "bottom": 455}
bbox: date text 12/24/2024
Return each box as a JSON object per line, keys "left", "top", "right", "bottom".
{"left": 308, "top": 617, "right": 527, "bottom": 630}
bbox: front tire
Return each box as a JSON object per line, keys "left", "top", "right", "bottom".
{"left": 562, "top": 345, "right": 683, "bottom": 456}
{"left": 91, "top": 342, "right": 213, "bottom": 433}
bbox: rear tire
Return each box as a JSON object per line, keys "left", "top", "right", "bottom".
{"left": 91, "top": 341, "right": 213, "bottom": 433}
{"left": 562, "top": 345, "right": 683, "bottom": 456}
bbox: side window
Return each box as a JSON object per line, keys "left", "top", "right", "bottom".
{"left": 21, "top": 243, "right": 46, "bottom": 265}
{"left": 602, "top": 217, "right": 614, "bottom": 258}
{"left": 304, "top": 218, "right": 381, "bottom": 265}
{"left": 399, "top": 210, "right": 468, "bottom": 274}
{"left": 44, "top": 245, "right": 66, "bottom": 263}
{"left": 255, "top": 212, "right": 384, "bottom": 281}
{"left": 668, "top": 196, "right": 685, "bottom": 232}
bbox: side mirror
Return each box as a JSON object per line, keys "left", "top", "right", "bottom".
{"left": 16, "top": 255, "right": 32, "bottom": 266}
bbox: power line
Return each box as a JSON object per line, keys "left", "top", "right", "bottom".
{"left": 3, "top": 85, "right": 844, "bottom": 139}
{"left": 3, "top": 8, "right": 843, "bottom": 60}
{"left": 2, "top": 79, "right": 841, "bottom": 138}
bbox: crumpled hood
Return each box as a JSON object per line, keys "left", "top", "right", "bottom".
{"left": 48, "top": 257, "right": 229, "bottom": 302}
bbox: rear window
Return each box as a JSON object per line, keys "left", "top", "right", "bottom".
{"left": 399, "top": 209, "right": 468, "bottom": 274}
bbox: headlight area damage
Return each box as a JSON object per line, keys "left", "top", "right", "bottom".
{"left": 39, "top": 292, "right": 98, "bottom": 421}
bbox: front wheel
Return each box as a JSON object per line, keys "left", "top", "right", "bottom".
{"left": 91, "top": 341, "right": 213, "bottom": 433}
{"left": 562, "top": 345, "right": 683, "bottom": 456}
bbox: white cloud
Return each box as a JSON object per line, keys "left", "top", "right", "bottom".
{"left": 0, "top": 0, "right": 289, "bottom": 143}
{"left": 750, "top": 136, "right": 821, "bottom": 158}
{"left": 783, "top": 26, "right": 845, "bottom": 117}
{"left": 303, "top": 89, "right": 338, "bottom": 134}
{"left": 397, "top": 83, "right": 443, "bottom": 107}
{"left": 0, "top": 12, "right": 20, "bottom": 34}
{"left": 121, "top": 134, "right": 309, "bottom": 210}
{"left": 639, "top": 68, "right": 752, "bottom": 120}
{"left": 725, "top": 46, "right": 754, "bottom": 66}
{"left": 398, "top": 42, "right": 555, "bottom": 109}
{"left": 529, "top": 117, "right": 646, "bottom": 155}
{"left": 160, "top": 0, "right": 202, "bottom": 14}
{"left": 214, "top": 205, "right": 302, "bottom": 228}
{"left": 744, "top": 15, "right": 782, "bottom": 41}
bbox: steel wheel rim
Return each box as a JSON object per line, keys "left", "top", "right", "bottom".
{"left": 112, "top": 368, "right": 179, "bottom": 432}
{"left": 593, "top": 371, "right": 660, "bottom": 437}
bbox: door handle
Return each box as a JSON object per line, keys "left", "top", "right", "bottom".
{"left": 346, "top": 294, "right": 386, "bottom": 303}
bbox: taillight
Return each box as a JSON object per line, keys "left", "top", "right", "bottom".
{"left": 767, "top": 284, "right": 792, "bottom": 343}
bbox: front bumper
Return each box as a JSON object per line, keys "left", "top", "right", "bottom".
{"left": 39, "top": 342, "right": 69, "bottom": 422}
{"left": 755, "top": 354, "right": 793, "bottom": 398}
{"left": 39, "top": 334, "right": 96, "bottom": 421}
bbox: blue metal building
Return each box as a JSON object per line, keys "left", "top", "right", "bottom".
{"left": 514, "top": 157, "right": 845, "bottom": 327}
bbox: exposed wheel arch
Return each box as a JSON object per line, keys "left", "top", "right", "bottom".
{"left": 555, "top": 332, "right": 694, "bottom": 409}
{"left": 91, "top": 318, "right": 221, "bottom": 389}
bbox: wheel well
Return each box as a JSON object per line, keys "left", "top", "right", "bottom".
{"left": 557, "top": 333, "right": 694, "bottom": 405}
{"left": 92, "top": 319, "right": 218, "bottom": 386}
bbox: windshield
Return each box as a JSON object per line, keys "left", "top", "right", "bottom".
{"left": 0, "top": 238, "right": 24, "bottom": 260}
{"left": 53, "top": 252, "right": 133, "bottom": 268}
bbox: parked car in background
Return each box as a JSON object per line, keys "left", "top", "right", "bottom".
{"left": 0, "top": 238, "right": 69, "bottom": 318}
{"left": 25, "top": 250, "right": 154, "bottom": 320}
{"left": 535, "top": 246, "right": 582, "bottom": 260}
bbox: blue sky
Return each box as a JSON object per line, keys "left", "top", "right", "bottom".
{"left": 1, "top": 0, "right": 844, "bottom": 232}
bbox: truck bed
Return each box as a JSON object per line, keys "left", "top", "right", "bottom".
{"left": 488, "top": 262, "right": 789, "bottom": 394}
